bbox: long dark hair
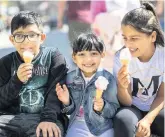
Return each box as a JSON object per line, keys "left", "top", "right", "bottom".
{"left": 122, "top": 2, "right": 164, "bottom": 47}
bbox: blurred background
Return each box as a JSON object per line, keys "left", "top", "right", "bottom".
{"left": 0, "top": 0, "right": 164, "bottom": 72}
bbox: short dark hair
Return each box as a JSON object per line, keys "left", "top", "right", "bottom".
{"left": 72, "top": 33, "right": 105, "bottom": 55}
{"left": 122, "top": 2, "right": 164, "bottom": 47}
{"left": 11, "top": 11, "right": 43, "bottom": 34}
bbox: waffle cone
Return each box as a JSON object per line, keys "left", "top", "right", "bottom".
{"left": 96, "top": 89, "right": 103, "bottom": 99}
{"left": 120, "top": 59, "right": 129, "bottom": 66}
{"left": 23, "top": 56, "right": 33, "bottom": 63}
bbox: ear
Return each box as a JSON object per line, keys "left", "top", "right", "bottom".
{"left": 9, "top": 35, "right": 15, "bottom": 45}
{"left": 72, "top": 54, "right": 77, "bottom": 64}
{"left": 151, "top": 31, "right": 157, "bottom": 43}
{"left": 40, "top": 33, "right": 46, "bottom": 44}
{"left": 101, "top": 52, "right": 105, "bottom": 58}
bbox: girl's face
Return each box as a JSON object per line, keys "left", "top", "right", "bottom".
{"left": 121, "top": 25, "right": 156, "bottom": 62}
{"left": 72, "top": 50, "right": 105, "bottom": 77}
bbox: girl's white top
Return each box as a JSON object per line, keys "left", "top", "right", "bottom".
{"left": 113, "top": 46, "right": 164, "bottom": 111}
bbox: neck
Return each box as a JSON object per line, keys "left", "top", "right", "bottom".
{"left": 82, "top": 71, "right": 96, "bottom": 78}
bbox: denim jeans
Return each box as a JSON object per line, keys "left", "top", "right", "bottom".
{"left": 66, "top": 117, "right": 114, "bottom": 137}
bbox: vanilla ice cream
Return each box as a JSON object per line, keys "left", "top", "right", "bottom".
{"left": 120, "top": 48, "right": 132, "bottom": 65}
{"left": 23, "top": 51, "right": 34, "bottom": 63}
{"left": 95, "top": 76, "right": 109, "bottom": 99}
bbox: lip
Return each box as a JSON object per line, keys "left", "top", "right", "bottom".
{"left": 83, "top": 64, "right": 94, "bottom": 67}
{"left": 129, "top": 48, "right": 138, "bottom": 54}
{"left": 21, "top": 48, "right": 33, "bottom": 52}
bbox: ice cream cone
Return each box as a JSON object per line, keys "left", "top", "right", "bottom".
{"left": 95, "top": 76, "right": 109, "bottom": 99}
{"left": 120, "top": 59, "right": 130, "bottom": 66}
{"left": 96, "top": 89, "right": 103, "bottom": 99}
{"left": 120, "top": 48, "right": 132, "bottom": 75}
{"left": 23, "top": 51, "right": 34, "bottom": 63}
{"left": 120, "top": 48, "right": 131, "bottom": 66}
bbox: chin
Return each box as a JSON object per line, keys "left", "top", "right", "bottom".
{"left": 131, "top": 52, "right": 139, "bottom": 58}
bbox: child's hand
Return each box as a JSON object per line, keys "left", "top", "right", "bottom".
{"left": 56, "top": 83, "right": 70, "bottom": 106}
{"left": 136, "top": 118, "right": 151, "bottom": 137}
{"left": 117, "top": 65, "right": 130, "bottom": 89}
{"left": 36, "top": 122, "right": 61, "bottom": 137}
{"left": 17, "top": 63, "right": 33, "bottom": 83}
{"left": 93, "top": 98, "right": 104, "bottom": 112}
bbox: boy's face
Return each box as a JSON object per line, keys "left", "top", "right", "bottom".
{"left": 72, "top": 50, "right": 105, "bottom": 77}
{"left": 9, "top": 24, "right": 46, "bottom": 59}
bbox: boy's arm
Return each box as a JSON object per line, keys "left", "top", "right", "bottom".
{"left": 0, "top": 55, "right": 23, "bottom": 109}
{"left": 40, "top": 78, "right": 66, "bottom": 122}
{"left": 40, "top": 49, "right": 68, "bottom": 122}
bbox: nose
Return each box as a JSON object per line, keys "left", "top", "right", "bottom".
{"left": 23, "top": 35, "right": 30, "bottom": 43}
{"left": 85, "top": 56, "right": 92, "bottom": 62}
{"left": 124, "top": 41, "right": 132, "bottom": 48}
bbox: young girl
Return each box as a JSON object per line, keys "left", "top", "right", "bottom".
{"left": 56, "top": 33, "right": 119, "bottom": 137}
{"left": 113, "top": 3, "right": 164, "bottom": 137}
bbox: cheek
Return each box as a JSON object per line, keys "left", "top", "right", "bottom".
{"left": 139, "top": 40, "right": 149, "bottom": 50}
{"left": 73, "top": 59, "right": 82, "bottom": 66}
{"left": 95, "top": 58, "right": 102, "bottom": 64}
{"left": 13, "top": 44, "right": 21, "bottom": 51}
{"left": 32, "top": 42, "right": 40, "bottom": 49}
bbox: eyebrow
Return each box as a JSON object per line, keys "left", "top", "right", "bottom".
{"left": 122, "top": 34, "right": 141, "bottom": 37}
{"left": 91, "top": 50, "right": 98, "bottom": 52}
{"left": 14, "top": 31, "right": 39, "bottom": 34}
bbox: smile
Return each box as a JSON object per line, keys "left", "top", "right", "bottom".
{"left": 129, "top": 48, "right": 138, "bottom": 53}
{"left": 83, "top": 64, "right": 94, "bottom": 67}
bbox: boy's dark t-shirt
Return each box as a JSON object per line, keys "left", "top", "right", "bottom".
{"left": 18, "top": 47, "right": 52, "bottom": 113}
{"left": 0, "top": 46, "right": 68, "bottom": 117}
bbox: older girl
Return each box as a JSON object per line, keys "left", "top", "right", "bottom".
{"left": 113, "top": 2, "right": 164, "bottom": 137}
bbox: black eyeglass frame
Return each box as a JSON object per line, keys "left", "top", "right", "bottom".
{"left": 12, "top": 32, "right": 42, "bottom": 43}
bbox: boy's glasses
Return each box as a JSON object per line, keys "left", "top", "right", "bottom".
{"left": 12, "top": 32, "right": 41, "bottom": 43}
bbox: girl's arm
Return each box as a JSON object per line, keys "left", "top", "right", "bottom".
{"left": 55, "top": 83, "right": 76, "bottom": 115}
{"left": 113, "top": 52, "right": 132, "bottom": 106}
{"left": 143, "top": 82, "right": 164, "bottom": 124}
{"left": 117, "top": 82, "right": 132, "bottom": 106}
{"left": 61, "top": 96, "right": 76, "bottom": 115}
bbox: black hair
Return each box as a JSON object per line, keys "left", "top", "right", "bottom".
{"left": 72, "top": 33, "right": 105, "bottom": 55}
{"left": 121, "top": 2, "right": 164, "bottom": 47}
{"left": 11, "top": 11, "right": 43, "bottom": 34}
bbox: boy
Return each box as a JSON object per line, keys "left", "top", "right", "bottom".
{"left": 0, "top": 11, "right": 68, "bottom": 137}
